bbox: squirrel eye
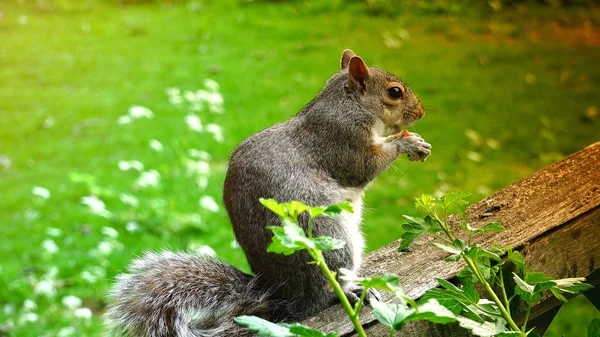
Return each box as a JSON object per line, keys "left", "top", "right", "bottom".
{"left": 387, "top": 86, "right": 403, "bottom": 99}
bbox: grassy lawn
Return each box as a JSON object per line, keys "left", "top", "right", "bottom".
{"left": 0, "top": 0, "right": 598, "bottom": 335}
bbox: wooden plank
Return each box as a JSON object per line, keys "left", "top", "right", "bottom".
{"left": 304, "top": 141, "right": 600, "bottom": 336}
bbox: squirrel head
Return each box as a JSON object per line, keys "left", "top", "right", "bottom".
{"left": 341, "top": 49, "right": 425, "bottom": 134}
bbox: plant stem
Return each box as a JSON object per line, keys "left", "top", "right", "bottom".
{"left": 307, "top": 217, "right": 314, "bottom": 239}
{"left": 353, "top": 288, "right": 368, "bottom": 319}
{"left": 463, "top": 256, "right": 522, "bottom": 333}
{"left": 389, "top": 327, "right": 395, "bottom": 337}
{"left": 521, "top": 301, "right": 532, "bottom": 332}
{"left": 498, "top": 271, "right": 511, "bottom": 317}
{"left": 311, "top": 250, "right": 367, "bottom": 337}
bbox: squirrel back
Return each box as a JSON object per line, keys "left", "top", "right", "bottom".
{"left": 105, "top": 49, "right": 431, "bottom": 336}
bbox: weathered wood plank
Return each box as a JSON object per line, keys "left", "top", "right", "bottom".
{"left": 304, "top": 142, "right": 600, "bottom": 336}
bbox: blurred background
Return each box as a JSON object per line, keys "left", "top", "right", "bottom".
{"left": 0, "top": 0, "right": 598, "bottom": 335}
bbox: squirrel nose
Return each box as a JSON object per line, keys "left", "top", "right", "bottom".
{"left": 418, "top": 105, "right": 425, "bottom": 118}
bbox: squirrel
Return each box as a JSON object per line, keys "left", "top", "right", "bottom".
{"left": 105, "top": 49, "right": 431, "bottom": 337}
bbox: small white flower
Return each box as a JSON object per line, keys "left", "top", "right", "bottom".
{"left": 74, "top": 307, "right": 92, "bottom": 319}
{"left": 23, "top": 299, "right": 37, "bottom": 312}
{"left": 45, "top": 227, "right": 63, "bottom": 237}
{"left": 149, "top": 139, "right": 164, "bottom": 152}
{"left": 119, "top": 193, "right": 139, "bottom": 208}
{"left": 125, "top": 221, "right": 139, "bottom": 232}
{"left": 197, "top": 176, "right": 209, "bottom": 191}
{"left": 34, "top": 280, "right": 56, "bottom": 297}
{"left": 203, "top": 79, "right": 220, "bottom": 92}
{"left": 199, "top": 196, "right": 219, "bottom": 212}
{"left": 0, "top": 155, "right": 12, "bottom": 170}
{"left": 166, "top": 87, "right": 183, "bottom": 106}
{"left": 186, "top": 159, "right": 210, "bottom": 176}
{"left": 466, "top": 151, "right": 482, "bottom": 162}
{"left": 32, "top": 186, "right": 51, "bottom": 200}
{"left": 135, "top": 170, "right": 161, "bottom": 188}
{"left": 81, "top": 195, "right": 111, "bottom": 218}
{"left": 188, "top": 243, "right": 216, "bottom": 256}
{"left": 80, "top": 271, "right": 97, "bottom": 284}
{"left": 57, "top": 327, "right": 77, "bottom": 337}
{"left": 128, "top": 105, "right": 154, "bottom": 119}
{"left": 101, "top": 226, "right": 119, "bottom": 239}
{"left": 205, "top": 123, "right": 224, "bottom": 142}
{"left": 185, "top": 114, "right": 203, "bottom": 132}
{"left": 18, "top": 15, "right": 28, "bottom": 25}
{"left": 42, "top": 239, "right": 59, "bottom": 254}
{"left": 61, "top": 295, "right": 82, "bottom": 310}
{"left": 4, "top": 303, "right": 15, "bottom": 315}
{"left": 80, "top": 266, "right": 105, "bottom": 284}
{"left": 230, "top": 240, "right": 240, "bottom": 249}
{"left": 117, "top": 115, "right": 132, "bottom": 125}
{"left": 97, "top": 241, "right": 113, "bottom": 255}
{"left": 118, "top": 160, "right": 144, "bottom": 171}
{"left": 19, "top": 312, "right": 38, "bottom": 324}
{"left": 183, "top": 90, "right": 197, "bottom": 103}
{"left": 188, "top": 149, "right": 212, "bottom": 160}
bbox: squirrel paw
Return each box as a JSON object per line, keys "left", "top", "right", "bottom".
{"left": 343, "top": 282, "right": 382, "bottom": 305}
{"left": 396, "top": 132, "right": 431, "bottom": 162}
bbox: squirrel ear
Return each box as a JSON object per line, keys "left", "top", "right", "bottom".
{"left": 341, "top": 49, "right": 356, "bottom": 70}
{"left": 348, "top": 56, "right": 370, "bottom": 90}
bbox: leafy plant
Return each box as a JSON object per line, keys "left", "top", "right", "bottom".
{"left": 236, "top": 199, "right": 456, "bottom": 337}
{"left": 400, "top": 191, "right": 594, "bottom": 337}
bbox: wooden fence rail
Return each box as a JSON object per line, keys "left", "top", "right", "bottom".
{"left": 304, "top": 141, "right": 600, "bottom": 336}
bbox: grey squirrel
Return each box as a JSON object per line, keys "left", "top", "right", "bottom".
{"left": 105, "top": 49, "right": 431, "bottom": 337}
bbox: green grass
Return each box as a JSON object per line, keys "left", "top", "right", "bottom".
{"left": 0, "top": 0, "right": 598, "bottom": 336}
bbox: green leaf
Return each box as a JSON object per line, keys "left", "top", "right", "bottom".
{"left": 440, "top": 191, "right": 470, "bottom": 213}
{"left": 260, "top": 198, "right": 288, "bottom": 218}
{"left": 312, "top": 236, "right": 345, "bottom": 252}
{"left": 307, "top": 206, "right": 326, "bottom": 219}
{"left": 431, "top": 242, "right": 463, "bottom": 255}
{"left": 234, "top": 316, "right": 295, "bottom": 337}
{"left": 398, "top": 215, "right": 441, "bottom": 251}
{"left": 370, "top": 299, "right": 413, "bottom": 331}
{"left": 420, "top": 288, "right": 463, "bottom": 315}
{"left": 455, "top": 316, "right": 509, "bottom": 337}
{"left": 588, "top": 318, "right": 600, "bottom": 337}
{"left": 286, "top": 200, "right": 312, "bottom": 219}
{"left": 481, "top": 222, "right": 505, "bottom": 232}
{"left": 267, "top": 219, "right": 314, "bottom": 255}
{"left": 345, "top": 273, "right": 401, "bottom": 294}
{"left": 466, "top": 247, "right": 502, "bottom": 262}
{"left": 414, "top": 194, "right": 435, "bottom": 212}
{"left": 289, "top": 324, "right": 338, "bottom": 337}
{"left": 506, "top": 248, "right": 525, "bottom": 271}
{"left": 407, "top": 299, "right": 456, "bottom": 324}
{"left": 323, "top": 201, "right": 353, "bottom": 216}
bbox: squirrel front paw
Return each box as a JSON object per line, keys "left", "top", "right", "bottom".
{"left": 391, "top": 131, "right": 431, "bottom": 162}
{"left": 343, "top": 282, "right": 382, "bottom": 305}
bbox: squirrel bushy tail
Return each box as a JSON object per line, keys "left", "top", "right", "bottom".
{"left": 104, "top": 251, "right": 277, "bottom": 337}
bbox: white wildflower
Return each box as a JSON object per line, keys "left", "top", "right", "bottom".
{"left": 205, "top": 123, "right": 224, "bottom": 142}
{"left": 196, "top": 176, "right": 209, "bottom": 191}
{"left": 118, "top": 160, "right": 144, "bottom": 171}
{"left": 80, "top": 266, "right": 105, "bottom": 284}
{"left": 135, "top": 170, "right": 160, "bottom": 188}
{"left": 230, "top": 240, "right": 240, "bottom": 249}
{"left": 204, "top": 79, "right": 220, "bottom": 92}
{"left": 186, "top": 159, "right": 210, "bottom": 176}
{"left": 466, "top": 151, "right": 482, "bottom": 162}
{"left": 74, "top": 307, "right": 92, "bottom": 320}
{"left": 57, "top": 327, "right": 77, "bottom": 337}
{"left": 80, "top": 195, "right": 111, "bottom": 218}
{"left": 128, "top": 106, "right": 154, "bottom": 119}
{"left": 486, "top": 138, "right": 500, "bottom": 150}
{"left": 166, "top": 87, "right": 183, "bottom": 106}
{"left": 101, "top": 226, "right": 119, "bottom": 239}
{"left": 45, "top": 227, "right": 63, "bottom": 237}
{"left": 61, "top": 295, "right": 82, "bottom": 310}
{"left": 119, "top": 193, "right": 139, "bottom": 208}
{"left": 24, "top": 209, "right": 40, "bottom": 221}
{"left": 188, "top": 149, "right": 212, "bottom": 160}
{"left": 34, "top": 280, "right": 56, "bottom": 297}
{"left": 183, "top": 90, "right": 197, "bottom": 103}
{"left": 185, "top": 114, "right": 203, "bottom": 132}
{"left": 19, "top": 312, "right": 38, "bottom": 324}
{"left": 23, "top": 299, "right": 37, "bottom": 312}
{"left": 149, "top": 139, "right": 163, "bottom": 152}
{"left": 188, "top": 243, "right": 216, "bottom": 256}
{"left": 4, "top": 303, "right": 15, "bottom": 315}
{"left": 42, "top": 239, "right": 59, "bottom": 254}
{"left": 464, "top": 129, "right": 482, "bottom": 145}
{"left": 0, "top": 155, "right": 11, "bottom": 170}
{"left": 199, "top": 196, "right": 219, "bottom": 212}
{"left": 32, "top": 186, "right": 51, "bottom": 200}
{"left": 97, "top": 241, "right": 113, "bottom": 255}
{"left": 125, "top": 221, "right": 140, "bottom": 232}
{"left": 117, "top": 115, "right": 132, "bottom": 125}
{"left": 18, "top": 15, "right": 28, "bottom": 25}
